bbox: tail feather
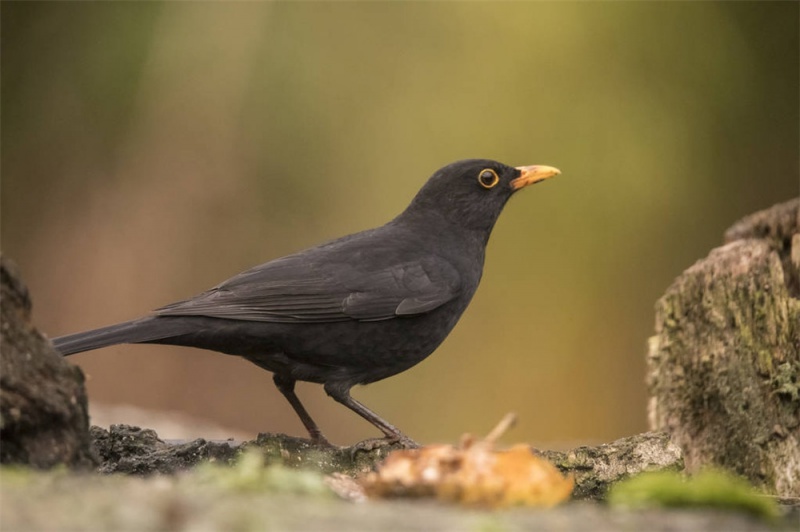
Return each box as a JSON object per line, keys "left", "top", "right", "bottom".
{"left": 52, "top": 317, "right": 178, "bottom": 356}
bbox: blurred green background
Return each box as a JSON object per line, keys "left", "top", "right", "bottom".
{"left": 2, "top": 2, "right": 798, "bottom": 446}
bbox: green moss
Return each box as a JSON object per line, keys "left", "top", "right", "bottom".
{"left": 0, "top": 466, "right": 38, "bottom": 485}
{"left": 757, "top": 349, "right": 774, "bottom": 376}
{"left": 771, "top": 362, "right": 800, "bottom": 401}
{"left": 607, "top": 469, "right": 780, "bottom": 520}
{"left": 194, "top": 448, "right": 332, "bottom": 497}
{"left": 0, "top": 464, "right": 70, "bottom": 486}
{"left": 473, "top": 517, "right": 509, "bottom": 532}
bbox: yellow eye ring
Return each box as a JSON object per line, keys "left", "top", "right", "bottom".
{"left": 478, "top": 168, "right": 500, "bottom": 189}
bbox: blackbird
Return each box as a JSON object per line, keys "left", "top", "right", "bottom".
{"left": 53, "top": 159, "right": 560, "bottom": 446}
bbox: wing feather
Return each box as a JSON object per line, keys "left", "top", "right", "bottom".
{"left": 155, "top": 249, "right": 460, "bottom": 323}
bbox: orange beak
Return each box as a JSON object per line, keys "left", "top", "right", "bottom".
{"left": 510, "top": 165, "right": 561, "bottom": 191}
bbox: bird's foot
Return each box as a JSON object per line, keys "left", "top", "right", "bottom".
{"left": 349, "top": 437, "right": 396, "bottom": 458}
{"left": 349, "top": 435, "right": 419, "bottom": 458}
{"left": 393, "top": 435, "right": 420, "bottom": 449}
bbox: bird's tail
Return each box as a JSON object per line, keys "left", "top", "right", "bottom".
{"left": 52, "top": 317, "right": 179, "bottom": 356}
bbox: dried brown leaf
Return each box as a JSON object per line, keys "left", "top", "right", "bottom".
{"left": 361, "top": 416, "right": 573, "bottom": 508}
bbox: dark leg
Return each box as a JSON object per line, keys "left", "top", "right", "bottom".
{"left": 323, "top": 382, "right": 418, "bottom": 447}
{"left": 273, "top": 374, "right": 331, "bottom": 446}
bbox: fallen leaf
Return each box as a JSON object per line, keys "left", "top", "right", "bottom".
{"left": 362, "top": 414, "right": 573, "bottom": 508}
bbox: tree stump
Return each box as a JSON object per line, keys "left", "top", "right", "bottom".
{"left": 0, "top": 256, "right": 96, "bottom": 468}
{"left": 647, "top": 198, "right": 799, "bottom": 497}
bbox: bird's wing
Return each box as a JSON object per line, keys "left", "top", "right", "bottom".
{"left": 154, "top": 253, "right": 461, "bottom": 323}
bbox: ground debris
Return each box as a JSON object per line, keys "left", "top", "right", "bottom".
{"left": 361, "top": 413, "right": 574, "bottom": 508}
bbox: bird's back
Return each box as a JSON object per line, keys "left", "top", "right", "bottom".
{"left": 149, "top": 219, "right": 487, "bottom": 386}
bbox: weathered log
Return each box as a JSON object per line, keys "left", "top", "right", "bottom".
{"left": 89, "top": 424, "right": 407, "bottom": 477}
{"left": 89, "top": 424, "right": 682, "bottom": 501}
{"left": 539, "top": 431, "right": 683, "bottom": 500}
{"left": 0, "top": 256, "right": 96, "bottom": 468}
{"left": 647, "top": 198, "right": 800, "bottom": 497}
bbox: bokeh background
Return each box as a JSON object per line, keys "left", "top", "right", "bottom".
{"left": 3, "top": 2, "right": 798, "bottom": 446}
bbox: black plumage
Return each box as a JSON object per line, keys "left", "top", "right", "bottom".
{"left": 53, "top": 159, "right": 560, "bottom": 445}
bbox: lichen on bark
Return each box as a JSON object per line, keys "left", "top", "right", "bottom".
{"left": 648, "top": 198, "right": 800, "bottom": 497}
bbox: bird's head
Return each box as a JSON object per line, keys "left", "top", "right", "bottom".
{"left": 399, "top": 159, "right": 560, "bottom": 234}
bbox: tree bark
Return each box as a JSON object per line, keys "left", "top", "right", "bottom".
{"left": 0, "top": 256, "right": 96, "bottom": 468}
{"left": 647, "top": 198, "right": 800, "bottom": 497}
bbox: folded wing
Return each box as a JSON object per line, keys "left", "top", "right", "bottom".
{"left": 155, "top": 252, "right": 461, "bottom": 324}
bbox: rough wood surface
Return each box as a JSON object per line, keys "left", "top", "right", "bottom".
{"left": 90, "top": 424, "right": 682, "bottom": 501}
{"left": 647, "top": 198, "right": 800, "bottom": 497}
{"left": 90, "top": 424, "right": 407, "bottom": 477}
{"left": 540, "top": 431, "right": 683, "bottom": 499}
{"left": 0, "top": 256, "right": 96, "bottom": 468}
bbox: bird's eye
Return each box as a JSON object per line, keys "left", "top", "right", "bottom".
{"left": 478, "top": 169, "right": 499, "bottom": 189}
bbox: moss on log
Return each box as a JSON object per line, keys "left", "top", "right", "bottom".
{"left": 648, "top": 199, "right": 800, "bottom": 497}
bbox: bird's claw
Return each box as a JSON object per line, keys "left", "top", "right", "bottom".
{"left": 349, "top": 435, "right": 418, "bottom": 459}
{"left": 394, "top": 435, "right": 420, "bottom": 449}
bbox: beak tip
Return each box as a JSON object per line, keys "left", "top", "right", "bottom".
{"left": 511, "top": 164, "right": 561, "bottom": 190}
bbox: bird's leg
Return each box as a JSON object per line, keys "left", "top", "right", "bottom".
{"left": 272, "top": 374, "right": 332, "bottom": 446}
{"left": 323, "top": 382, "right": 419, "bottom": 448}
